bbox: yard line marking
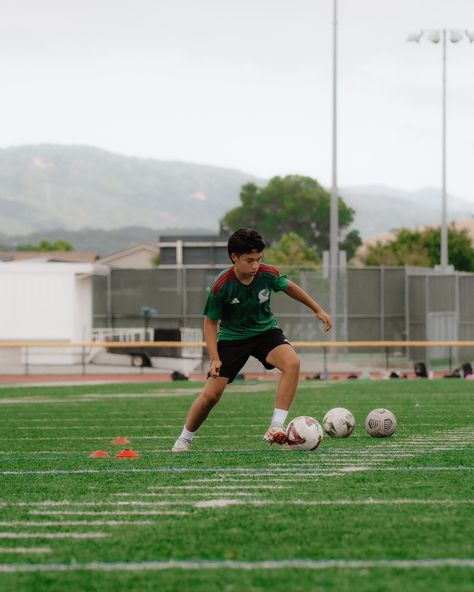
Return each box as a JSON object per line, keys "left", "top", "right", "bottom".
{"left": 0, "top": 547, "right": 51, "bottom": 554}
{"left": 0, "top": 532, "right": 107, "bottom": 540}
{"left": 10, "top": 424, "right": 264, "bottom": 430}
{"left": 0, "top": 521, "right": 154, "bottom": 526}
{"left": 0, "top": 558, "right": 472, "bottom": 573}
{"left": 145, "top": 485, "right": 282, "bottom": 490}
{"left": 1, "top": 466, "right": 473, "bottom": 476}
{"left": 29, "top": 510, "right": 188, "bottom": 516}
{"left": 10, "top": 498, "right": 472, "bottom": 510}
{"left": 194, "top": 498, "right": 474, "bottom": 508}
{"left": 112, "top": 492, "right": 255, "bottom": 497}
{"left": 6, "top": 501, "right": 194, "bottom": 508}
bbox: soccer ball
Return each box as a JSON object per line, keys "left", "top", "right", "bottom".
{"left": 323, "top": 407, "right": 355, "bottom": 438}
{"left": 365, "top": 408, "right": 397, "bottom": 437}
{"left": 287, "top": 416, "right": 324, "bottom": 451}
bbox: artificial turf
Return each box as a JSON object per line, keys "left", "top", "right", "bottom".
{"left": 0, "top": 378, "right": 472, "bottom": 591}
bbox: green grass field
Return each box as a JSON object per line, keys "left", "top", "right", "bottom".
{"left": 0, "top": 378, "right": 472, "bottom": 591}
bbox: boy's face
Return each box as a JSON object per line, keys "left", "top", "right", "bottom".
{"left": 231, "top": 250, "right": 262, "bottom": 278}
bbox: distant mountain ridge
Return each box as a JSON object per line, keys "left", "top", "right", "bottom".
{"left": 340, "top": 185, "right": 474, "bottom": 238}
{"left": 1, "top": 145, "right": 473, "bottom": 255}
{"left": 0, "top": 144, "right": 260, "bottom": 235}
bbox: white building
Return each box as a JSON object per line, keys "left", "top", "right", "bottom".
{"left": 0, "top": 260, "right": 109, "bottom": 364}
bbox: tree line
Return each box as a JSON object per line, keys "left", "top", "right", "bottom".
{"left": 8, "top": 175, "right": 474, "bottom": 271}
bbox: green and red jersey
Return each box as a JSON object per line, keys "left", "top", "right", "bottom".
{"left": 203, "top": 264, "right": 289, "bottom": 340}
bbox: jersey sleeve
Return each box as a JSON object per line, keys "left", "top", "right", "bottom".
{"left": 203, "top": 289, "right": 221, "bottom": 320}
{"left": 261, "top": 264, "right": 289, "bottom": 292}
{"left": 272, "top": 273, "right": 289, "bottom": 292}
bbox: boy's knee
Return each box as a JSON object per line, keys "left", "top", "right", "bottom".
{"left": 284, "top": 356, "right": 300, "bottom": 374}
{"left": 203, "top": 388, "right": 224, "bottom": 406}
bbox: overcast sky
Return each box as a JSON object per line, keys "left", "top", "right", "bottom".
{"left": 1, "top": 0, "right": 473, "bottom": 201}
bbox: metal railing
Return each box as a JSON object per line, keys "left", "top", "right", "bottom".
{"left": 0, "top": 340, "right": 473, "bottom": 377}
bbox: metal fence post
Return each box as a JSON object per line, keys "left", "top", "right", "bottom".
{"left": 82, "top": 345, "right": 86, "bottom": 375}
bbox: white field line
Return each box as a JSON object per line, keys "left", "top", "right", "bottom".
{"left": 193, "top": 498, "right": 474, "bottom": 509}
{"left": 0, "top": 521, "right": 154, "bottom": 526}
{"left": 1, "top": 466, "right": 473, "bottom": 476}
{"left": 113, "top": 492, "right": 255, "bottom": 497}
{"left": 5, "top": 501, "right": 246, "bottom": 508}
{"left": 10, "top": 424, "right": 266, "bottom": 430}
{"left": 29, "top": 510, "right": 188, "bottom": 516}
{"left": 0, "top": 547, "right": 51, "bottom": 554}
{"left": 0, "top": 532, "right": 107, "bottom": 539}
{"left": 0, "top": 435, "right": 251, "bottom": 441}
{"left": 146, "top": 485, "right": 282, "bottom": 491}
{"left": 0, "top": 558, "right": 472, "bottom": 573}
{"left": 5, "top": 498, "right": 471, "bottom": 510}
{"left": 184, "top": 478, "right": 327, "bottom": 483}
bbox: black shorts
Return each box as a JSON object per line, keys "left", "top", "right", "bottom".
{"left": 211, "top": 328, "right": 292, "bottom": 384}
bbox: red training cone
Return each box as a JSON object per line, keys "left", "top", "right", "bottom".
{"left": 115, "top": 448, "right": 140, "bottom": 459}
{"left": 89, "top": 450, "right": 110, "bottom": 458}
{"left": 111, "top": 437, "right": 130, "bottom": 445}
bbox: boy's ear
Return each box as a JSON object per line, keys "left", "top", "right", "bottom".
{"left": 231, "top": 253, "right": 237, "bottom": 263}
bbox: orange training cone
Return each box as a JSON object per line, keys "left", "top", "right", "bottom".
{"left": 89, "top": 450, "right": 110, "bottom": 458}
{"left": 111, "top": 437, "right": 130, "bottom": 445}
{"left": 115, "top": 448, "right": 140, "bottom": 459}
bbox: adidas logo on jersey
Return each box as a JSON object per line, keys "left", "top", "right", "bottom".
{"left": 230, "top": 298, "right": 240, "bottom": 304}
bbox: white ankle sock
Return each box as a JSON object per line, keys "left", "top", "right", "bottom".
{"left": 179, "top": 427, "right": 195, "bottom": 441}
{"left": 271, "top": 408, "right": 288, "bottom": 426}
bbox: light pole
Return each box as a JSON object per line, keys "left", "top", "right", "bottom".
{"left": 407, "top": 29, "right": 474, "bottom": 272}
{"left": 329, "top": 0, "right": 338, "bottom": 338}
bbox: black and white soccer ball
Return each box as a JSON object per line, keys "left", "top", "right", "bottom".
{"left": 287, "top": 416, "right": 324, "bottom": 451}
{"left": 365, "top": 408, "right": 397, "bottom": 437}
{"left": 323, "top": 407, "right": 355, "bottom": 438}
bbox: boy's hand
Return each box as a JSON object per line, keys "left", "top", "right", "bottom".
{"left": 209, "top": 359, "right": 222, "bottom": 377}
{"left": 316, "top": 310, "right": 333, "bottom": 332}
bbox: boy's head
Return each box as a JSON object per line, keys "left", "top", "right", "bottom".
{"left": 227, "top": 228, "right": 265, "bottom": 262}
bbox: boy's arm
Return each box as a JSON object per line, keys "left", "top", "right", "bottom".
{"left": 204, "top": 316, "right": 222, "bottom": 377}
{"left": 284, "top": 280, "right": 333, "bottom": 332}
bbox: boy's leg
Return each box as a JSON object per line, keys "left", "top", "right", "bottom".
{"left": 263, "top": 344, "right": 300, "bottom": 445}
{"left": 185, "top": 376, "right": 229, "bottom": 431}
{"left": 265, "top": 344, "right": 301, "bottom": 410}
{"left": 171, "top": 377, "right": 228, "bottom": 452}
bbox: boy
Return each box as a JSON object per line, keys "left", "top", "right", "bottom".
{"left": 172, "top": 228, "right": 332, "bottom": 452}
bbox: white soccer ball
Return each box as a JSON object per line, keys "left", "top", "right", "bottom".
{"left": 365, "top": 408, "right": 397, "bottom": 437}
{"left": 287, "top": 416, "right": 324, "bottom": 451}
{"left": 323, "top": 407, "right": 355, "bottom": 438}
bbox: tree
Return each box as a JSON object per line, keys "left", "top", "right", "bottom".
{"left": 265, "top": 232, "right": 320, "bottom": 267}
{"left": 220, "top": 175, "right": 359, "bottom": 256}
{"left": 16, "top": 239, "right": 74, "bottom": 252}
{"left": 339, "top": 229, "right": 362, "bottom": 262}
{"left": 362, "top": 225, "right": 474, "bottom": 271}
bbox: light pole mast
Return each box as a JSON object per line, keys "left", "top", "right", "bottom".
{"left": 408, "top": 28, "right": 474, "bottom": 272}
{"left": 329, "top": 0, "right": 338, "bottom": 337}
{"left": 441, "top": 29, "right": 448, "bottom": 270}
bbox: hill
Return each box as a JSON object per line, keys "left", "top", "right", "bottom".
{"left": 0, "top": 144, "right": 261, "bottom": 235}
{"left": 340, "top": 185, "right": 474, "bottom": 239}
{"left": 1, "top": 145, "right": 473, "bottom": 256}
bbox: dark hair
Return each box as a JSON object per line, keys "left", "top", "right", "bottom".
{"left": 227, "top": 228, "right": 265, "bottom": 261}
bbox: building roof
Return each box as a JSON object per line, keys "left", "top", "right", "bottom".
{"left": 0, "top": 251, "right": 100, "bottom": 263}
{"left": 98, "top": 243, "right": 159, "bottom": 265}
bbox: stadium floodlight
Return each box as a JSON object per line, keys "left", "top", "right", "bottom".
{"left": 426, "top": 30, "right": 441, "bottom": 43}
{"left": 450, "top": 30, "right": 464, "bottom": 43}
{"left": 406, "top": 31, "right": 423, "bottom": 43}
{"left": 407, "top": 28, "right": 473, "bottom": 272}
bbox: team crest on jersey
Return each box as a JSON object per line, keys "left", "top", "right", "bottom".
{"left": 258, "top": 288, "right": 270, "bottom": 303}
